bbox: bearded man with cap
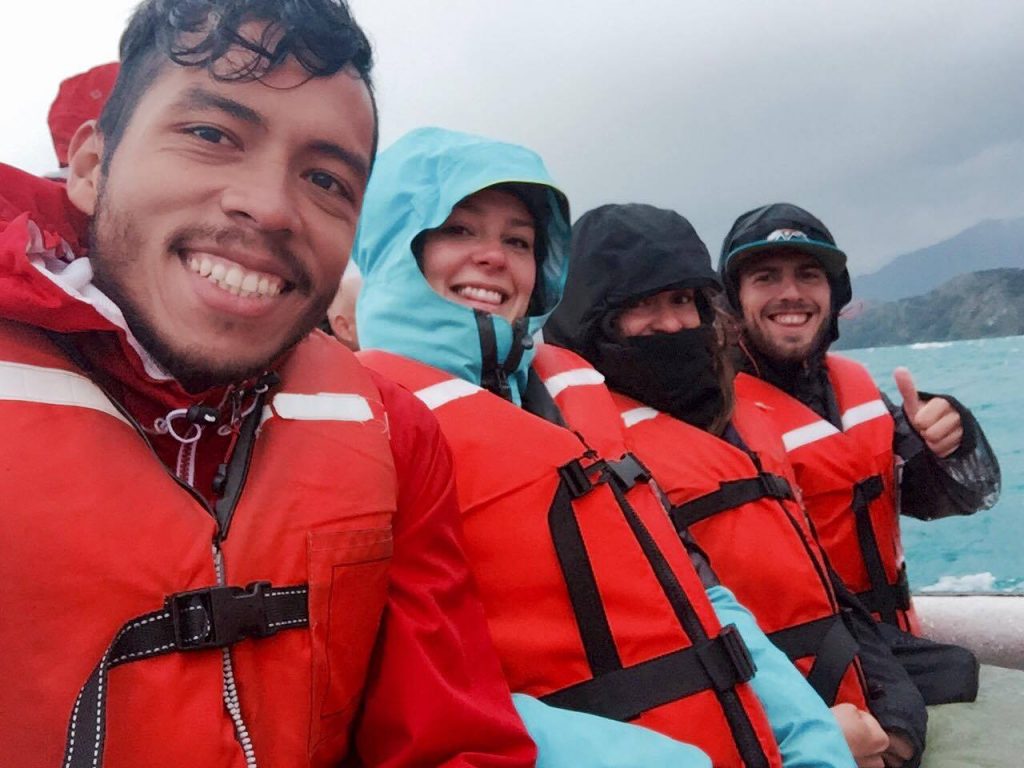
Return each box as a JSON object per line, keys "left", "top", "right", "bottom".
{"left": 718, "top": 202, "right": 1001, "bottom": 706}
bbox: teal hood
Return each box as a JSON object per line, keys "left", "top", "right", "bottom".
{"left": 353, "top": 127, "right": 570, "bottom": 403}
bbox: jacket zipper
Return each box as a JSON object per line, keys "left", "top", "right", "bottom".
{"left": 213, "top": 546, "right": 259, "bottom": 768}
{"left": 106, "top": 394, "right": 260, "bottom": 767}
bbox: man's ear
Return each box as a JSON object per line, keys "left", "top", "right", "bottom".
{"left": 66, "top": 121, "right": 105, "bottom": 216}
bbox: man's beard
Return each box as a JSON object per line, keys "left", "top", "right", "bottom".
{"left": 89, "top": 189, "right": 331, "bottom": 393}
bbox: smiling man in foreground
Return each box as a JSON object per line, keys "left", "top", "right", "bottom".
{"left": 0, "top": 1, "right": 537, "bottom": 766}
{"left": 720, "top": 202, "right": 1000, "bottom": 710}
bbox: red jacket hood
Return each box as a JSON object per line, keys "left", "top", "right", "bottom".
{"left": 0, "top": 162, "right": 244, "bottom": 416}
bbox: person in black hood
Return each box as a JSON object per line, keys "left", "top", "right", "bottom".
{"left": 718, "top": 202, "right": 1000, "bottom": 710}
{"left": 546, "top": 203, "right": 730, "bottom": 433}
{"left": 546, "top": 203, "right": 930, "bottom": 768}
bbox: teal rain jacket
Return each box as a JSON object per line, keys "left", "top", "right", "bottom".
{"left": 354, "top": 127, "right": 854, "bottom": 767}
{"left": 354, "top": 126, "right": 570, "bottom": 404}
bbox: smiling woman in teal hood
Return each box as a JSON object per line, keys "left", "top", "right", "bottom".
{"left": 353, "top": 127, "right": 570, "bottom": 404}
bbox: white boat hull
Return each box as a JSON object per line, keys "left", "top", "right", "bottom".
{"left": 915, "top": 594, "right": 1024, "bottom": 670}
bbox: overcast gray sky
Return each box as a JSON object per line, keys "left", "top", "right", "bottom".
{"left": 7, "top": 1, "right": 1023, "bottom": 275}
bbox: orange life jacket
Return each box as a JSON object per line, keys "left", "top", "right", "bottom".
{"left": 0, "top": 319, "right": 398, "bottom": 768}
{"left": 610, "top": 387, "right": 869, "bottom": 709}
{"left": 734, "top": 356, "right": 919, "bottom": 634}
{"left": 361, "top": 347, "right": 782, "bottom": 768}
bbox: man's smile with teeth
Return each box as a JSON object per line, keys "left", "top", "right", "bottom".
{"left": 454, "top": 284, "right": 507, "bottom": 305}
{"left": 184, "top": 252, "right": 288, "bottom": 299}
{"left": 769, "top": 312, "right": 813, "bottom": 326}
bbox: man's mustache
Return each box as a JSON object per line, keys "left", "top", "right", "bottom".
{"left": 168, "top": 225, "right": 312, "bottom": 294}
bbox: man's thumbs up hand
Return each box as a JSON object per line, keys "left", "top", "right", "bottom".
{"left": 892, "top": 367, "right": 963, "bottom": 458}
{"left": 893, "top": 367, "right": 922, "bottom": 420}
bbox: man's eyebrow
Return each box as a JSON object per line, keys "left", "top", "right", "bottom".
{"left": 509, "top": 217, "right": 535, "bottom": 229}
{"left": 308, "top": 140, "right": 370, "bottom": 184}
{"left": 175, "top": 86, "right": 265, "bottom": 127}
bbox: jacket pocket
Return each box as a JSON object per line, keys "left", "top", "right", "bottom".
{"left": 307, "top": 525, "right": 393, "bottom": 746}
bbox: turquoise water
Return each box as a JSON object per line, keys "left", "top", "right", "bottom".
{"left": 845, "top": 336, "right": 1023, "bottom": 593}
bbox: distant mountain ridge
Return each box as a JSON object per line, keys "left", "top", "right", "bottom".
{"left": 836, "top": 268, "right": 1024, "bottom": 350}
{"left": 853, "top": 217, "right": 1024, "bottom": 303}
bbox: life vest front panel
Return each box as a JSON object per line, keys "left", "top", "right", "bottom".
{"left": 735, "top": 358, "right": 917, "bottom": 633}
{"left": 361, "top": 347, "right": 782, "bottom": 768}
{"left": 0, "top": 321, "right": 397, "bottom": 768}
{"left": 615, "top": 388, "right": 868, "bottom": 708}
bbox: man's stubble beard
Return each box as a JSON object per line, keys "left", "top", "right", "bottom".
{"left": 89, "top": 187, "right": 333, "bottom": 393}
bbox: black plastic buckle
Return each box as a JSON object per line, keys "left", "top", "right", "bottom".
{"left": 697, "top": 624, "right": 757, "bottom": 692}
{"left": 605, "top": 454, "right": 651, "bottom": 492}
{"left": 169, "top": 581, "right": 275, "bottom": 650}
{"left": 558, "top": 458, "right": 599, "bottom": 499}
{"left": 759, "top": 473, "right": 793, "bottom": 501}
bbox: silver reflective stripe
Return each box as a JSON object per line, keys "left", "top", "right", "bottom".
{"left": 415, "top": 379, "right": 482, "bottom": 410}
{"left": 0, "top": 360, "right": 128, "bottom": 424}
{"left": 621, "top": 407, "right": 659, "bottom": 428}
{"left": 270, "top": 392, "right": 373, "bottom": 422}
{"left": 782, "top": 420, "right": 840, "bottom": 451}
{"left": 544, "top": 368, "right": 605, "bottom": 398}
{"left": 841, "top": 399, "right": 889, "bottom": 431}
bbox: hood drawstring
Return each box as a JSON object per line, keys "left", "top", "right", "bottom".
{"left": 148, "top": 402, "right": 226, "bottom": 486}
{"left": 146, "top": 372, "right": 278, "bottom": 487}
{"left": 151, "top": 408, "right": 206, "bottom": 445}
{"left": 475, "top": 311, "right": 531, "bottom": 401}
{"left": 147, "top": 407, "right": 207, "bottom": 486}
{"left": 216, "top": 378, "right": 270, "bottom": 437}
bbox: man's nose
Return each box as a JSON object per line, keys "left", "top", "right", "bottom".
{"left": 220, "top": 164, "right": 300, "bottom": 234}
{"left": 776, "top": 274, "right": 802, "bottom": 299}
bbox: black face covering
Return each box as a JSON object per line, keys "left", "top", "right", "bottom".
{"left": 593, "top": 324, "right": 724, "bottom": 431}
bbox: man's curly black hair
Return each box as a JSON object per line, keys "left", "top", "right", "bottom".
{"left": 97, "top": 0, "right": 377, "bottom": 170}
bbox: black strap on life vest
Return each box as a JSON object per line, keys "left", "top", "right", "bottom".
{"left": 522, "top": 368, "right": 568, "bottom": 427}
{"left": 855, "top": 564, "right": 912, "bottom": 624}
{"left": 546, "top": 454, "right": 769, "bottom": 768}
{"left": 669, "top": 473, "right": 794, "bottom": 530}
{"left": 768, "top": 614, "right": 860, "bottom": 705}
{"left": 541, "top": 624, "right": 755, "bottom": 720}
{"left": 62, "top": 582, "right": 308, "bottom": 768}
{"left": 548, "top": 476, "right": 622, "bottom": 674}
{"left": 547, "top": 455, "right": 651, "bottom": 674}
{"left": 850, "top": 474, "right": 909, "bottom": 626}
